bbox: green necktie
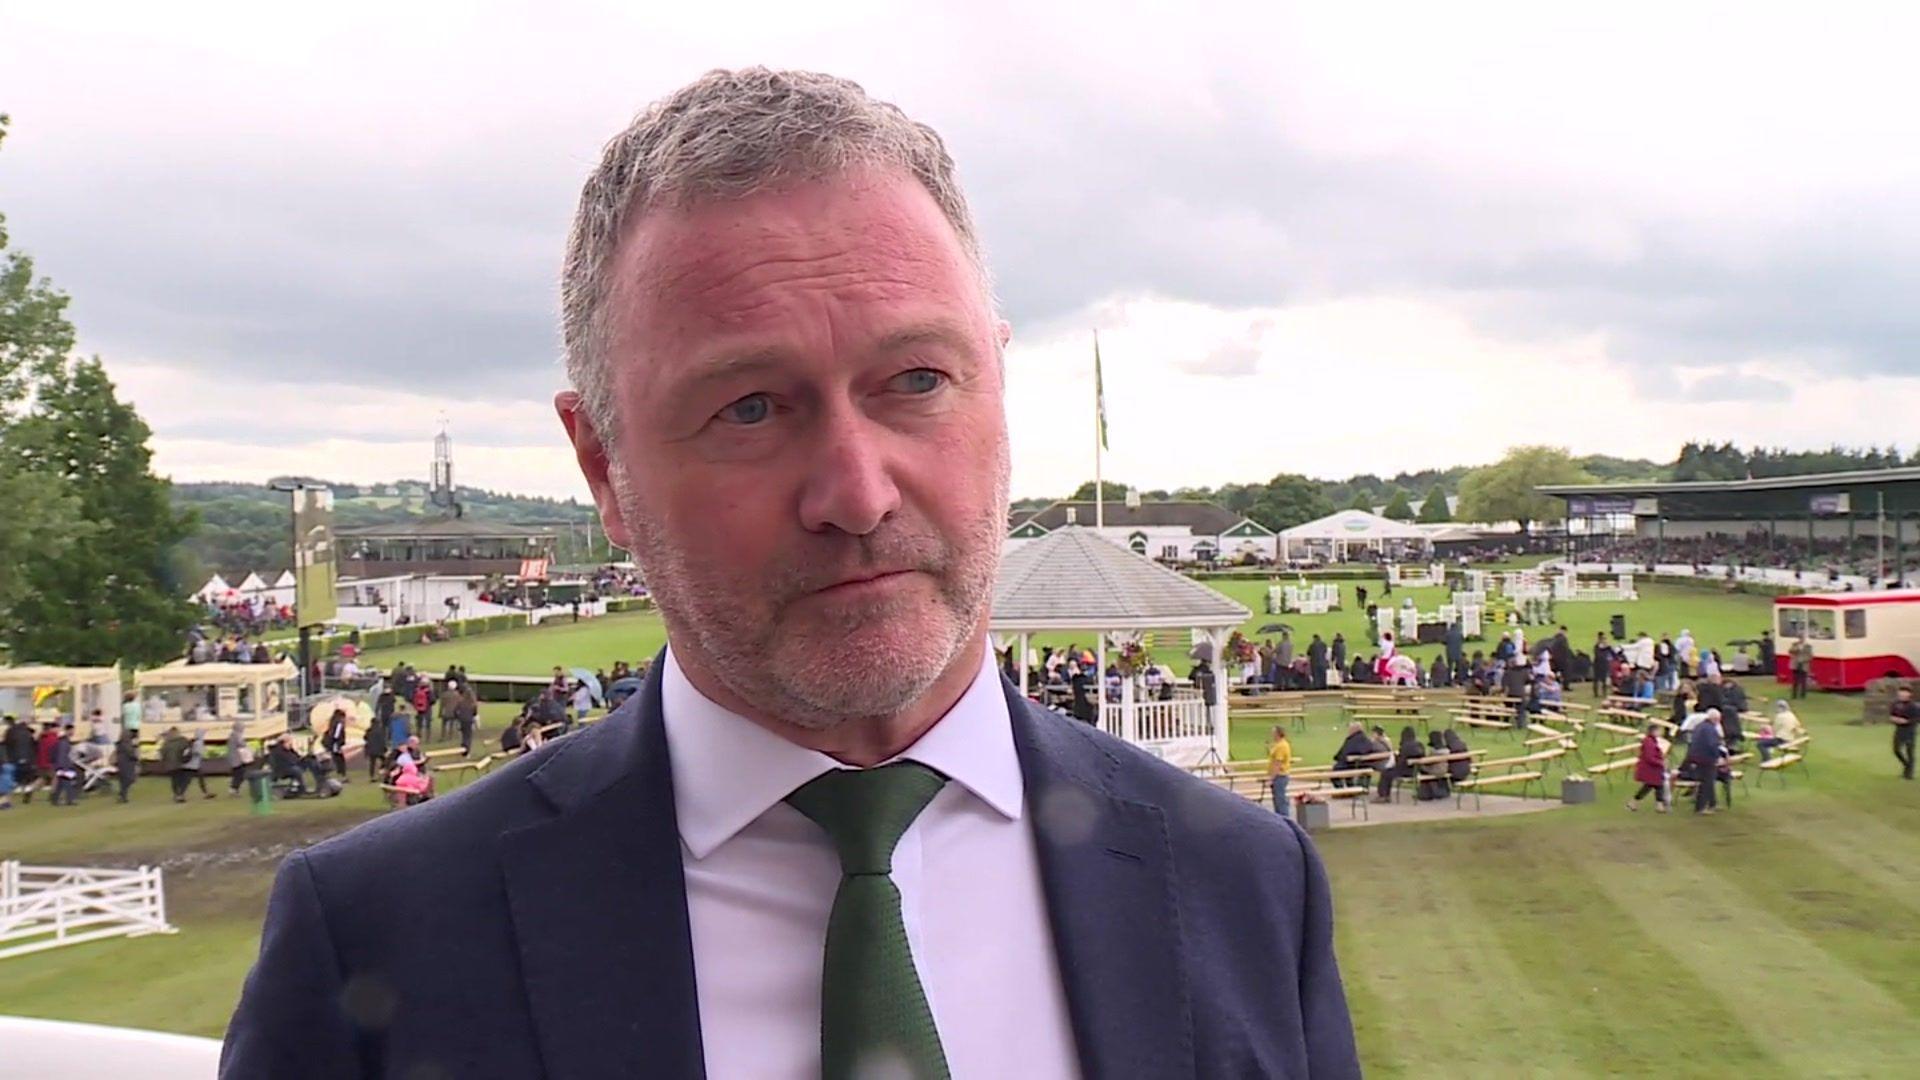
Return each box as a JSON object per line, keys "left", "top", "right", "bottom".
{"left": 787, "top": 761, "right": 952, "bottom": 1080}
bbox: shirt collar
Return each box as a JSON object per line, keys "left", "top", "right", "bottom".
{"left": 662, "top": 641, "right": 1023, "bottom": 861}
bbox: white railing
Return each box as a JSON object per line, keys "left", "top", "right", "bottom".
{"left": 0, "top": 861, "right": 176, "bottom": 961}
{"left": 1100, "top": 696, "right": 1215, "bottom": 744}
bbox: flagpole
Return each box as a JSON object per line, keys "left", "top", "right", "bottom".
{"left": 1094, "top": 330, "right": 1105, "bottom": 531}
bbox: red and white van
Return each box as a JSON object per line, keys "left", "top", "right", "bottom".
{"left": 1773, "top": 589, "right": 1920, "bottom": 689}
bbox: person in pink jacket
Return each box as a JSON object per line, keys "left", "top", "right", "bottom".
{"left": 1627, "top": 723, "right": 1669, "bottom": 812}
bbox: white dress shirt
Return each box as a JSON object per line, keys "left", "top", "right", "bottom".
{"left": 663, "top": 643, "right": 1082, "bottom": 1079}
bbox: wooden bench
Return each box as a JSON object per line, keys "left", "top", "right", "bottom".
{"left": 1454, "top": 769, "right": 1548, "bottom": 805}
{"left": 1756, "top": 737, "right": 1811, "bottom": 786}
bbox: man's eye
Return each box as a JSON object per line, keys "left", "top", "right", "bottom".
{"left": 892, "top": 369, "right": 946, "bottom": 394}
{"left": 718, "top": 394, "right": 772, "bottom": 425}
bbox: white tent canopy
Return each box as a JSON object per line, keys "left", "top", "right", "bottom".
{"left": 1278, "top": 510, "right": 1433, "bottom": 562}
{"left": 272, "top": 570, "right": 295, "bottom": 588}
{"left": 191, "top": 574, "right": 232, "bottom": 602}
{"left": 236, "top": 572, "right": 269, "bottom": 593}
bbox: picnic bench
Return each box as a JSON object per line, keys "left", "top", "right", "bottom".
{"left": 1756, "top": 736, "right": 1811, "bottom": 786}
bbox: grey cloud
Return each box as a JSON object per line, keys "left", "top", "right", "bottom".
{"left": 7, "top": 40, "right": 1919, "bottom": 409}
{"left": 1178, "top": 318, "right": 1271, "bottom": 377}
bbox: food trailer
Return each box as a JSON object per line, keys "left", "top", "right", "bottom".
{"left": 1773, "top": 589, "right": 1920, "bottom": 690}
{"left": 132, "top": 661, "right": 297, "bottom": 765}
{"left": 0, "top": 666, "right": 123, "bottom": 740}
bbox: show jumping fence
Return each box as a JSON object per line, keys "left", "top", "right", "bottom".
{"left": 0, "top": 861, "right": 176, "bottom": 961}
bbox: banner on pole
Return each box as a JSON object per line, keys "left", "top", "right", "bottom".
{"left": 292, "top": 487, "right": 338, "bottom": 627}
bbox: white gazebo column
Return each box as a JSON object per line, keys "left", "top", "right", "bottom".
{"left": 1120, "top": 641, "right": 1137, "bottom": 744}
{"left": 1096, "top": 631, "right": 1107, "bottom": 734}
{"left": 1018, "top": 632, "right": 1030, "bottom": 698}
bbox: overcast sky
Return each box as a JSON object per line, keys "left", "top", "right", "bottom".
{"left": 4, "top": 1, "right": 1918, "bottom": 501}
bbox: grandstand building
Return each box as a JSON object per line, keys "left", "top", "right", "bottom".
{"left": 1539, "top": 467, "right": 1920, "bottom": 585}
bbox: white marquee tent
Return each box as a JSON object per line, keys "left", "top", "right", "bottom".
{"left": 1278, "top": 510, "right": 1433, "bottom": 563}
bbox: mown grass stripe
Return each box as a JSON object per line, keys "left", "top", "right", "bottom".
{"left": 1448, "top": 829, "right": 1788, "bottom": 1078}
{"left": 1590, "top": 828, "right": 1917, "bottom": 1077}
{"left": 1324, "top": 834, "right": 1588, "bottom": 1076}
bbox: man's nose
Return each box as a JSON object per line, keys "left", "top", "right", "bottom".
{"left": 797, "top": 406, "right": 902, "bottom": 536}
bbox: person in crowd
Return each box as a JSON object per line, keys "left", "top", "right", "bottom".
{"left": 113, "top": 729, "right": 140, "bottom": 803}
{"left": 1445, "top": 619, "right": 1465, "bottom": 674}
{"left": 1630, "top": 669, "right": 1655, "bottom": 706}
{"left": 1627, "top": 723, "right": 1669, "bottom": 812}
{"left": 1685, "top": 708, "right": 1726, "bottom": 814}
{"left": 1388, "top": 725, "right": 1424, "bottom": 802}
{"left": 1890, "top": 685, "right": 1918, "bottom": 780}
{"left": 1755, "top": 700, "right": 1803, "bottom": 763}
{"left": 323, "top": 708, "right": 351, "bottom": 781}
{"left": 1305, "top": 630, "right": 1336, "bottom": 687}
{"left": 159, "top": 727, "right": 192, "bottom": 803}
{"left": 455, "top": 684, "right": 479, "bottom": 755}
{"left": 1669, "top": 679, "right": 1694, "bottom": 731}
{"left": 388, "top": 702, "right": 414, "bottom": 751}
{"left": 268, "top": 735, "right": 309, "bottom": 796}
{"left": 1266, "top": 725, "right": 1292, "bottom": 819}
{"left": 1789, "top": 635, "right": 1814, "bottom": 698}
{"left": 1757, "top": 630, "right": 1777, "bottom": 679}
{"left": 1699, "top": 648, "right": 1721, "bottom": 681}
{"left": 1330, "top": 632, "right": 1347, "bottom": 674}
{"left": 1695, "top": 671, "right": 1724, "bottom": 716}
{"left": 439, "top": 680, "right": 463, "bottom": 741}
{"left": 1655, "top": 634, "right": 1677, "bottom": 693}
{"left": 1413, "top": 730, "right": 1449, "bottom": 799}
{"left": 120, "top": 690, "right": 143, "bottom": 742}
{"left": 2, "top": 713, "right": 36, "bottom": 804}
{"left": 48, "top": 724, "right": 79, "bottom": 806}
{"left": 1675, "top": 628, "right": 1697, "bottom": 680}
{"left": 392, "top": 758, "right": 432, "bottom": 807}
{"left": 1429, "top": 654, "right": 1451, "bottom": 689}
{"left": 1591, "top": 632, "right": 1612, "bottom": 698}
{"left": 1539, "top": 672, "right": 1564, "bottom": 707}
{"left": 1367, "top": 725, "right": 1397, "bottom": 802}
{"left": 185, "top": 729, "right": 215, "bottom": 799}
{"left": 1442, "top": 727, "right": 1473, "bottom": 786}
{"left": 0, "top": 755, "right": 14, "bottom": 810}
{"left": 570, "top": 679, "right": 595, "bottom": 729}
{"left": 1333, "top": 722, "right": 1375, "bottom": 788}
{"left": 1719, "top": 678, "right": 1748, "bottom": 746}
{"left": 362, "top": 700, "right": 390, "bottom": 782}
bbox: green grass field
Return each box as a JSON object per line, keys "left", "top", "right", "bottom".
{"left": 7, "top": 585, "right": 1919, "bottom": 1076}
{"left": 354, "top": 574, "right": 1776, "bottom": 683}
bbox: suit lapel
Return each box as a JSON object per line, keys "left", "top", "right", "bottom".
{"left": 499, "top": 657, "right": 706, "bottom": 1079}
{"left": 1007, "top": 680, "right": 1196, "bottom": 1080}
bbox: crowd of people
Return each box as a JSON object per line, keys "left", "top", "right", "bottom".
{"left": 1581, "top": 533, "right": 1918, "bottom": 585}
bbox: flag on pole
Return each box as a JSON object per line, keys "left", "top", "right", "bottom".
{"left": 1094, "top": 332, "right": 1109, "bottom": 451}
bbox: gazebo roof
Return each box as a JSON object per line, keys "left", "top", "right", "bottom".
{"left": 991, "top": 527, "right": 1250, "bottom": 631}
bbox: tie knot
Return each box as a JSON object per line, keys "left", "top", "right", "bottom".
{"left": 786, "top": 761, "right": 948, "bottom": 876}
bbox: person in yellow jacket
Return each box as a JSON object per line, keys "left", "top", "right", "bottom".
{"left": 1267, "top": 725, "right": 1294, "bottom": 819}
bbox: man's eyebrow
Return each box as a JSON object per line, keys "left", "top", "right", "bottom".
{"left": 872, "top": 321, "right": 973, "bottom": 354}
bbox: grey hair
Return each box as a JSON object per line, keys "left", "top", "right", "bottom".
{"left": 561, "top": 67, "right": 993, "bottom": 440}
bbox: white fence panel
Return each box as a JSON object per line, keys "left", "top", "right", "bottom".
{"left": 1, "top": 861, "right": 176, "bottom": 961}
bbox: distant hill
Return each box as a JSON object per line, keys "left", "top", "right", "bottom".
{"left": 172, "top": 479, "right": 599, "bottom": 583}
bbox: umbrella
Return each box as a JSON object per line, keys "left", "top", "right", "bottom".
{"left": 569, "top": 667, "right": 604, "bottom": 707}
{"left": 1726, "top": 638, "right": 1762, "bottom": 648}
{"left": 1258, "top": 623, "right": 1291, "bottom": 635}
{"left": 607, "top": 676, "right": 643, "bottom": 707}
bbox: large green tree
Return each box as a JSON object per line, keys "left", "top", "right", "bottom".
{"left": 1380, "top": 488, "right": 1415, "bottom": 521}
{"left": 1417, "top": 484, "right": 1452, "bottom": 523}
{"left": 1454, "top": 446, "right": 1594, "bottom": 534}
{"left": 1244, "top": 473, "right": 1333, "bottom": 531}
{"left": 7, "top": 359, "right": 198, "bottom": 664}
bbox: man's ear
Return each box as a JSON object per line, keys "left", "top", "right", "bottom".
{"left": 555, "top": 390, "right": 634, "bottom": 551}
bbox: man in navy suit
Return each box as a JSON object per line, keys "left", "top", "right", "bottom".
{"left": 223, "top": 67, "right": 1358, "bottom": 1079}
